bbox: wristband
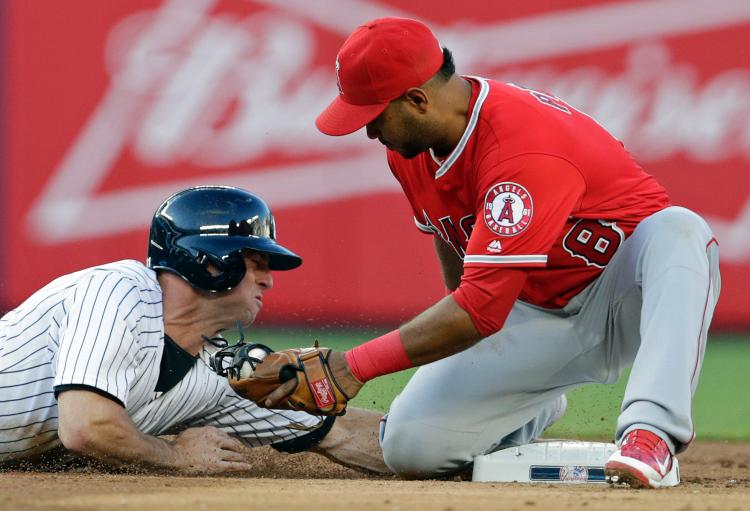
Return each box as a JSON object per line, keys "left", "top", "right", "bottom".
{"left": 344, "top": 329, "right": 413, "bottom": 382}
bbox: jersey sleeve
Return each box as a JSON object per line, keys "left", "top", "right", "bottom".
{"left": 465, "top": 153, "right": 586, "bottom": 268}
{"left": 452, "top": 267, "right": 527, "bottom": 336}
{"left": 185, "top": 389, "right": 331, "bottom": 450}
{"left": 54, "top": 271, "right": 142, "bottom": 407}
{"left": 183, "top": 354, "right": 328, "bottom": 450}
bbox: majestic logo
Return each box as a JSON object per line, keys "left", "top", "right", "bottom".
{"left": 484, "top": 182, "right": 533, "bottom": 236}
{"left": 335, "top": 56, "right": 343, "bottom": 95}
{"left": 487, "top": 240, "right": 503, "bottom": 253}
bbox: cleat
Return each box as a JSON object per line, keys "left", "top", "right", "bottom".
{"left": 605, "top": 429, "right": 680, "bottom": 488}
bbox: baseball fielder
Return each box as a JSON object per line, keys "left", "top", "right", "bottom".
{"left": 0, "top": 186, "right": 386, "bottom": 474}
{"left": 242, "top": 18, "right": 720, "bottom": 488}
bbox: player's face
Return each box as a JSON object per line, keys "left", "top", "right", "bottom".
{"left": 231, "top": 251, "right": 273, "bottom": 327}
{"left": 365, "top": 99, "right": 434, "bottom": 159}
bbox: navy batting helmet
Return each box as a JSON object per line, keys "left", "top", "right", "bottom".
{"left": 147, "top": 186, "right": 301, "bottom": 292}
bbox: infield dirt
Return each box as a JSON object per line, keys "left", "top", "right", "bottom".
{"left": 1, "top": 441, "right": 748, "bottom": 511}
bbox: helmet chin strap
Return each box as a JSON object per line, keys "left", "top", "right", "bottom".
{"left": 202, "top": 320, "right": 245, "bottom": 349}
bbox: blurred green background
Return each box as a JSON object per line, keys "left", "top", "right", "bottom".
{"left": 243, "top": 330, "right": 750, "bottom": 441}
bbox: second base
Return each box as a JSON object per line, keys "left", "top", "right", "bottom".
{"left": 472, "top": 440, "right": 617, "bottom": 483}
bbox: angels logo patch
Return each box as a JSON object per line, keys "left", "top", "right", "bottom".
{"left": 484, "top": 182, "right": 533, "bottom": 236}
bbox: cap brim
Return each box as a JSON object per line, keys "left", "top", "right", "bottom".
{"left": 316, "top": 96, "right": 389, "bottom": 136}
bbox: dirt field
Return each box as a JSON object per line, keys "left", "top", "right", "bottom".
{"left": 1, "top": 441, "right": 748, "bottom": 511}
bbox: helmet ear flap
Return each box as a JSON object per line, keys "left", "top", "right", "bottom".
{"left": 147, "top": 216, "right": 172, "bottom": 268}
{"left": 195, "top": 250, "right": 246, "bottom": 292}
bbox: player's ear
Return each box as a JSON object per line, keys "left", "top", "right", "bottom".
{"left": 402, "top": 88, "right": 430, "bottom": 113}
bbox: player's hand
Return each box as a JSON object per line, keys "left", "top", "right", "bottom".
{"left": 170, "top": 426, "right": 252, "bottom": 474}
{"left": 210, "top": 341, "right": 363, "bottom": 416}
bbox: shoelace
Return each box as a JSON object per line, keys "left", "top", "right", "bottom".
{"left": 625, "top": 431, "right": 660, "bottom": 449}
{"left": 623, "top": 431, "right": 671, "bottom": 471}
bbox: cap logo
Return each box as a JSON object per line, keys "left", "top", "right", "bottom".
{"left": 335, "top": 56, "right": 343, "bottom": 95}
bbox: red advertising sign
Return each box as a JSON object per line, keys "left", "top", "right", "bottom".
{"left": 2, "top": 0, "right": 749, "bottom": 328}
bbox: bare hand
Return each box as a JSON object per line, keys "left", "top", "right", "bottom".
{"left": 170, "top": 426, "right": 252, "bottom": 474}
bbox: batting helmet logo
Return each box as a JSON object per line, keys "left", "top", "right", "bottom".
{"left": 484, "top": 182, "right": 533, "bottom": 236}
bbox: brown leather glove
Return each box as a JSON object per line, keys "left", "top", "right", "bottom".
{"left": 210, "top": 341, "right": 361, "bottom": 416}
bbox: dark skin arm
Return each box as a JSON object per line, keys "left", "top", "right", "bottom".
{"left": 264, "top": 237, "right": 481, "bottom": 405}
{"left": 434, "top": 236, "right": 464, "bottom": 291}
{"left": 400, "top": 294, "right": 480, "bottom": 365}
{"left": 266, "top": 295, "right": 481, "bottom": 405}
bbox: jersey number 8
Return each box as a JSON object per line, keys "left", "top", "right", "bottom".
{"left": 563, "top": 219, "right": 625, "bottom": 268}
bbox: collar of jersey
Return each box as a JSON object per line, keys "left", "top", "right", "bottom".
{"left": 434, "top": 76, "right": 490, "bottom": 179}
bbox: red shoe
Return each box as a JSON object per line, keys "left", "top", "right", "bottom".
{"left": 605, "top": 429, "right": 680, "bottom": 488}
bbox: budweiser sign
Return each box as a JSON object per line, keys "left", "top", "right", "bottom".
{"left": 4, "top": 0, "right": 749, "bottom": 326}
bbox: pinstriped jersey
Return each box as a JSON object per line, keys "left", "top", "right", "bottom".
{"left": 388, "top": 77, "right": 670, "bottom": 309}
{"left": 0, "top": 260, "right": 319, "bottom": 463}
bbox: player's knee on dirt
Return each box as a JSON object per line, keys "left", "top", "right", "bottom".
{"left": 380, "top": 414, "right": 474, "bottom": 478}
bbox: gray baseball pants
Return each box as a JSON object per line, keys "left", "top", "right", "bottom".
{"left": 380, "top": 206, "right": 721, "bottom": 477}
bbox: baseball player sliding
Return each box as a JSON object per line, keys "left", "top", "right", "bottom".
{"left": 226, "top": 18, "right": 720, "bottom": 488}
{"left": 0, "top": 186, "right": 387, "bottom": 474}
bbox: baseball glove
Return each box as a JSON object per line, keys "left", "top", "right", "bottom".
{"left": 210, "top": 340, "right": 352, "bottom": 416}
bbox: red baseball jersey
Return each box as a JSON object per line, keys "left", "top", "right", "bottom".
{"left": 387, "top": 77, "right": 670, "bottom": 333}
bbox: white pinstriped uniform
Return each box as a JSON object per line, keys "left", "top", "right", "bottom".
{"left": 0, "top": 260, "right": 319, "bottom": 463}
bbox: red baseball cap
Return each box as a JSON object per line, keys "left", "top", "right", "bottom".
{"left": 316, "top": 17, "right": 444, "bottom": 136}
